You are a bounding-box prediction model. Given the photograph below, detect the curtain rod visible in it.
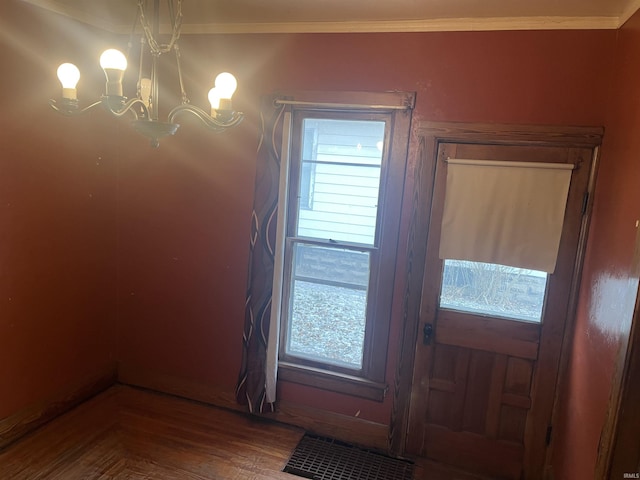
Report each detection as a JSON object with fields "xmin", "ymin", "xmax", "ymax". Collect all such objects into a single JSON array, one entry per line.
[
  {"xmin": 274, "ymin": 99, "xmax": 411, "ymax": 111},
  {"xmin": 446, "ymin": 158, "xmax": 576, "ymax": 170}
]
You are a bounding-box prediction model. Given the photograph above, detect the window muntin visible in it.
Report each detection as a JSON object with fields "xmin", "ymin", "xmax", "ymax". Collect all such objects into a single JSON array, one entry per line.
[
  {"xmin": 281, "ymin": 115, "xmax": 388, "ymax": 375},
  {"xmin": 439, "ymin": 259, "xmax": 548, "ymax": 323}
]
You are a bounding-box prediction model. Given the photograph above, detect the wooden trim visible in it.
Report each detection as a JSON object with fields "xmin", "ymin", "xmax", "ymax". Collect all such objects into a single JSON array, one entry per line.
[
  {"xmin": 389, "ymin": 134, "xmax": 438, "ymax": 455},
  {"xmin": 503, "ymin": 393, "xmax": 532, "ymax": 409},
  {"xmin": 436, "ymin": 311, "xmax": 540, "ymax": 360},
  {"xmin": 273, "ymin": 91, "xmax": 415, "ymax": 111},
  {"xmin": 429, "ymin": 378, "xmax": 456, "ymax": 393},
  {"xmin": 425, "ymin": 424, "xmax": 524, "ymax": 480},
  {"xmin": 275, "ymin": 399, "xmax": 390, "ymax": 452},
  {"xmin": 278, "ymin": 362, "xmax": 388, "ymax": 401},
  {"xmin": 0, "ymin": 364, "xmax": 117, "ymax": 450},
  {"xmin": 620, "ymin": 0, "xmax": 640, "ymax": 26},
  {"xmin": 522, "ymin": 146, "xmax": 598, "ymax": 479},
  {"xmin": 404, "ymin": 142, "xmax": 459, "ymax": 454},
  {"xmin": 19, "ymin": 2, "xmax": 622, "ymax": 34},
  {"xmin": 117, "ymin": 363, "xmax": 389, "ymax": 452},
  {"xmin": 545, "ymin": 146, "xmax": 603, "ymax": 477},
  {"xmin": 117, "ymin": 362, "xmax": 242, "ymax": 412},
  {"xmin": 416, "ymin": 122, "xmax": 604, "ymax": 148},
  {"xmin": 178, "ymin": 17, "xmax": 622, "ymax": 34},
  {"xmin": 486, "ymin": 354, "xmax": 509, "ymax": 438},
  {"xmin": 450, "ymin": 349, "xmax": 471, "ymax": 432}
]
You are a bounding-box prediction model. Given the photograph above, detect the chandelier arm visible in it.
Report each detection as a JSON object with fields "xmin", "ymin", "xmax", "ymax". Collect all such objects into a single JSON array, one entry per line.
[
  {"xmin": 103, "ymin": 97, "xmax": 149, "ymax": 120},
  {"xmin": 49, "ymin": 99, "xmax": 103, "ymax": 116},
  {"xmin": 168, "ymin": 104, "xmax": 244, "ymax": 131},
  {"xmin": 174, "ymin": 45, "xmax": 189, "ymax": 104}
]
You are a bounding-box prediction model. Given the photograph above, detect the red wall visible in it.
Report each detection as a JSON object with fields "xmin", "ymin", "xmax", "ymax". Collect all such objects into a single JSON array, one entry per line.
[
  {"xmin": 3, "ymin": 1, "xmax": 632, "ymax": 449},
  {"xmin": 551, "ymin": 12, "xmax": 640, "ymax": 480},
  {"xmin": 113, "ymin": 29, "xmax": 616, "ymax": 423},
  {"xmin": 0, "ymin": 1, "xmax": 119, "ymax": 418}
]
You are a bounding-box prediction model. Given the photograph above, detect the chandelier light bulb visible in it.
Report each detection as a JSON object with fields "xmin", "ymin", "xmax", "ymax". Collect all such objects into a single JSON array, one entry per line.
[
  {"xmin": 99, "ymin": 49, "xmax": 127, "ymax": 97},
  {"xmin": 99, "ymin": 49, "xmax": 128, "ymax": 71},
  {"xmin": 57, "ymin": 63, "xmax": 80, "ymax": 89},
  {"xmin": 57, "ymin": 63, "xmax": 80, "ymax": 99},
  {"xmin": 214, "ymin": 72, "xmax": 237, "ymax": 99},
  {"xmin": 208, "ymin": 87, "xmax": 221, "ymax": 113},
  {"xmin": 139, "ymin": 77, "xmax": 152, "ymax": 108}
]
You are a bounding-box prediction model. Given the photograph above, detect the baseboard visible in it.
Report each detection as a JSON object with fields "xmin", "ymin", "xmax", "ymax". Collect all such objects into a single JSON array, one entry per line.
[
  {"xmin": 117, "ymin": 362, "xmax": 242, "ymax": 412},
  {"xmin": 0, "ymin": 364, "xmax": 118, "ymax": 450},
  {"xmin": 117, "ymin": 362, "xmax": 389, "ymax": 451},
  {"xmin": 275, "ymin": 398, "xmax": 389, "ymax": 451}
]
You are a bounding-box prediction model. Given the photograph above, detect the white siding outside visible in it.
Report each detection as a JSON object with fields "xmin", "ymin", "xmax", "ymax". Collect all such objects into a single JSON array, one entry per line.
[{"xmin": 296, "ymin": 119, "xmax": 384, "ymax": 245}]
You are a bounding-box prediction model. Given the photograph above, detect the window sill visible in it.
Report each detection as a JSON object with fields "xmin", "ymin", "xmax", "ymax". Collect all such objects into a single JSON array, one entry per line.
[{"xmin": 278, "ymin": 362, "xmax": 388, "ymax": 402}]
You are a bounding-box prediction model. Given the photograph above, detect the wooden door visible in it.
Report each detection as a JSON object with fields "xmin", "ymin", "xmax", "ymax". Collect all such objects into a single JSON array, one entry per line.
[{"xmin": 405, "ymin": 138, "xmax": 596, "ymax": 480}]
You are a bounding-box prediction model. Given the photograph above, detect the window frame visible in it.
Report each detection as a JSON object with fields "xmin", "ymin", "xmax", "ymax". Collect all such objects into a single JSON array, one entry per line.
[
  {"xmin": 281, "ymin": 112, "xmax": 389, "ymax": 376},
  {"xmin": 298, "ymin": 124, "xmax": 317, "ymax": 210},
  {"xmin": 275, "ymin": 92, "xmax": 414, "ymax": 401}
]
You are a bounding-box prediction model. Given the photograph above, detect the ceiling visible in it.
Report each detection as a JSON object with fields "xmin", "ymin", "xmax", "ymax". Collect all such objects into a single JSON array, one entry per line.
[{"xmin": 21, "ymin": 0, "xmax": 640, "ymax": 33}]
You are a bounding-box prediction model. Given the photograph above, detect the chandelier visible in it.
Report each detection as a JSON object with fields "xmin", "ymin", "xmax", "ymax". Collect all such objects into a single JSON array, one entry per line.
[{"xmin": 50, "ymin": 0, "xmax": 243, "ymax": 147}]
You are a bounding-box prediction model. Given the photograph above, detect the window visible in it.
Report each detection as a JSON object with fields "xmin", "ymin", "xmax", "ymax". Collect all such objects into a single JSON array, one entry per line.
[
  {"xmin": 276, "ymin": 93, "xmax": 413, "ymax": 400},
  {"xmin": 436, "ymin": 158, "xmax": 572, "ymax": 324},
  {"xmin": 284, "ymin": 118, "xmax": 383, "ymax": 371},
  {"xmin": 440, "ymin": 259, "xmax": 548, "ymax": 322}
]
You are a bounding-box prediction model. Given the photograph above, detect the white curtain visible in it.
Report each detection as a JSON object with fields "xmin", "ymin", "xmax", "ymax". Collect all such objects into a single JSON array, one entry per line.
[
  {"xmin": 265, "ymin": 110, "xmax": 292, "ymax": 403},
  {"xmin": 439, "ymin": 159, "xmax": 573, "ymax": 273}
]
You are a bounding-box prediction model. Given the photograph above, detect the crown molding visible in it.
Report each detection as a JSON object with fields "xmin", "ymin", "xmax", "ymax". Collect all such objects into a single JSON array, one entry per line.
[
  {"xmin": 619, "ymin": 0, "xmax": 640, "ymax": 26},
  {"xmin": 21, "ymin": 0, "xmax": 624, "ymax": 34},
  {"xmin": 180, "ymin": 16, "xmax": 620, "ymax": 34}
]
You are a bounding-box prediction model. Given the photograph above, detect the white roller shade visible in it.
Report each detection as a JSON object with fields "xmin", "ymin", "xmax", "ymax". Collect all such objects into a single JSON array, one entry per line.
[{"xmin": 439, "ymin": 159, "xmax": 573, "ymax": 273}]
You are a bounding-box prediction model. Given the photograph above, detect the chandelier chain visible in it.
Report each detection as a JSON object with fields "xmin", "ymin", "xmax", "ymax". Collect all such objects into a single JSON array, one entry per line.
[{"xmin": 138, "ymin": 0, "xmax": 183, "ymax": 55}]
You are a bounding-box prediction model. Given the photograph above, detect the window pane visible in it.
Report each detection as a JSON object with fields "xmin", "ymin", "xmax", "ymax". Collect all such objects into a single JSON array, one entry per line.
[
  {"xmin": 440, "ymin": 260, "xmax": 548, "ymax": 322},
  {"xmin": 297, "ymin": 119, "xmax": 385, "ymax": 245},
  {"xmin": 286, "ymin": 243, "xmax": 370, "ymax": 369}
]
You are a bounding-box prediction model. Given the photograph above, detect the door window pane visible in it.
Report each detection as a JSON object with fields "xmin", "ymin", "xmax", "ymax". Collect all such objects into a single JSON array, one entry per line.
[
  {"xmin": 440, "ymin": 259, "xmax": 548, "ymax": 322},
  {"xmin": 286, "ymin": 243, "xmax": 370, "ymax": 369}
]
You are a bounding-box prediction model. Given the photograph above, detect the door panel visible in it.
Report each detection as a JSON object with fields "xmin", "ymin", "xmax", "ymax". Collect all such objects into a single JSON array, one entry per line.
[
  {"xmin": 436, "ymin": 311, "xmax": 540, "ymax": 359},
  {"xmin": 406, "ymin": 140, "xmax": 594, "ymax": 479}
]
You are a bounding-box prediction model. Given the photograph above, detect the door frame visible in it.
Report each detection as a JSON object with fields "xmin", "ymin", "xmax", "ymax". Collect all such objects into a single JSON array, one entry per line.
[{"xmin": 389, "ymin": 122, "xmax": 603, "ymax": 478}]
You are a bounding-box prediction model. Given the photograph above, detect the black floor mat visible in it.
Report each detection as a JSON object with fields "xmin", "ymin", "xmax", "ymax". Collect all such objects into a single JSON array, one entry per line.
[{"xmin": 283, "ymin": 434, "xmax": 414, "ymax": 480}]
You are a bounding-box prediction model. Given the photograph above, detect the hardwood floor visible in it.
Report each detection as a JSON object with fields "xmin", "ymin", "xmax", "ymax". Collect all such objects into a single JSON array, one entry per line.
[{"xmin": 0, "ymin": 385, "xmax": 489, "ymax": 479}]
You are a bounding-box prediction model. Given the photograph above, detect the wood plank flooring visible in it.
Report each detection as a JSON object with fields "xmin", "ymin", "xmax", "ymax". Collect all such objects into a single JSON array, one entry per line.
[{"xmin": 0, "ymin": 385, "xmax": 488, "ymax": 479}]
